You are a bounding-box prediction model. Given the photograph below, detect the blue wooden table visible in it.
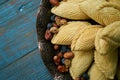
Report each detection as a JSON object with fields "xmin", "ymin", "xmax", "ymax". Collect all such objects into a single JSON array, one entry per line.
[{"xmin": 0, "ymin": 0, "xmax": 53, "ymax": 80}]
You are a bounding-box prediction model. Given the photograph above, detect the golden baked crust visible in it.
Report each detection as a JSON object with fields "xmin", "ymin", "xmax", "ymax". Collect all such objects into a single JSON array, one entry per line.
[
  {"xmin": 71, "ymin": 25, "xmax": 102, "ymax": 51},
  {"xmin": 51, "ymin": 1, "xmax": 89, "ymax": 20},
  {"xmin": 88, "ymin": 63, "xmax": 108, "ymax": 80},
  {"xmin": 51, "ymin": 21, "xmax": 91, "ymax": 45},
  {"xmin": 80, "ymin": 0, "xmax": 120, "ymax": 25},
  {"xmin": 69, "ymin": 50, "xmax": 94, "ymax": 79}
]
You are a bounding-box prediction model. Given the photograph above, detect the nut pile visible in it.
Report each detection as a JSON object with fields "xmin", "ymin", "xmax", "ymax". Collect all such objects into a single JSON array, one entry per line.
[
  {"xmin": 45, "ymin": 15, "xmax": 67, "ymax": 41},
  {"xmin": 44, "ymin": 12, "xmax": 73, "ymax": 73}
]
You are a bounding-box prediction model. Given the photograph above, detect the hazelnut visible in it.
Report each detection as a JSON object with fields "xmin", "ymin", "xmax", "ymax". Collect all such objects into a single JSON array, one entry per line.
[
  {"xmin": 45, "ymin": 30, "xmax": 53, "ymax": 40},
  {"xmin": 52, "ymin": 22, "xmax": 59, "ymax": 28},
  {"xmin": 55, "ymin": 16, "xmax": 61, "ymax": 21},
  {"xmin": 57, "ymin": 65, "xmax": 68, "ymax": 73},
  {"xmin": 64, "ymin": 59, "xmax": 71, "ymax": 67},
  {"xmin": 60, "ymin": 19, "xmax": 67, "ymax": 25},
  {"xmin": 50, "ymin": 27, "xmax": 58, "ymax": 33},
  {"xmin": 63, "ymin": 52, "xmax": 74, "ymax": 58},
  {"xmin": 49, "ymin": 0, "xmax": 59, "ymax": 6},
  {"xmin": 53, "ymin": 55, "xmax": 60, "ymax": 65},
  {"xmin": 55, "ymin": 17, "xmax": 67, "ymax": 26},
  {"xmin": 55, "ymin": 16, "xmax": 61, "ymax": 26},
  {"xmin": 54, "ymin": 44, "xmax": 59, "ymax": 50}
]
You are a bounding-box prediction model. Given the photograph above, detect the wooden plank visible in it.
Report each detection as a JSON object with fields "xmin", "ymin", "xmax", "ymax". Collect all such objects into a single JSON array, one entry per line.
[
  {"xmin": 0, "ymin": 49, "xmax": 53, "ymax": 80},
  {"xmin": 0, "ymin": 0, "xmax": 40, "ymax": 69},
  {"xmin": 0, "ymin": 0, "xmax": 9, "ymax": 5}
]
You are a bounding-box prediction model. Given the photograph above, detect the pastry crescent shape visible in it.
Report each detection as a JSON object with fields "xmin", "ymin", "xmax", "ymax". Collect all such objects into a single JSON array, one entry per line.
[
  {"xmin": 51, "ymin": 1, "xmax": 89, "ymax": 20},
  {"xmin": 80, "ymin": 0, "xmax": 120, "ymax": 25},
  {"xmin": 51, "ymin": 21, "xmax": 90, "ymax": 45},
  {"xmin": 71, "ymin": 25, "xmax": 102, "ymax": 51},
  {"xmin": 99, "ymin": 21, "xmax": 120, "ymax": 46},
  {"xmin": 69, "ymin": 50, "xmax": 94, "ymax": 79},
  {"xmin": 88, "ymin": 63, "xmax": 108, "ymax": 80},
  {"xmin": 94, "ymin": 22, "xmax": 119, "ymax": 79},
  {"xmin": 95, "ymin": 21, "xmax": 120, "ymax": 55},
  {"xmin": 94, "ymin": 50, "xmax": 118, "ymax": 79},
  {"xmin": 95, "ymin": 29, "xmax": 117, "ymax": 55}
]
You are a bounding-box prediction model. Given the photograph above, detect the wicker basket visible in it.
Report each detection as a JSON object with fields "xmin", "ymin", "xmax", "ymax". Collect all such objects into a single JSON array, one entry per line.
[{"xmin": 36, "ymin": 0, "xmax": 72, "ymax": 79}]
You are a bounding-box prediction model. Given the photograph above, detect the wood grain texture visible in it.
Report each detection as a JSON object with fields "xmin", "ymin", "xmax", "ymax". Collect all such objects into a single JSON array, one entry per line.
[
  {"xmin": 0, "ymin": 0, "xmax": 40, "ymax": 69},
  {"xmin": 0, "ymin": 49, "xmax": 53, "ymax": 80},
  {"xmin": 0, "ymin": 0, "xmax": 54, "ymax": 80}
]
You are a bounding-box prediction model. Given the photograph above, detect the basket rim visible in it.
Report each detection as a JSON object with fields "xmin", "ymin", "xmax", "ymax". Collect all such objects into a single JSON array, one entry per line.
[{"xmin": 36, "ymin": 0, "xmax": 72, "ymax": 80}]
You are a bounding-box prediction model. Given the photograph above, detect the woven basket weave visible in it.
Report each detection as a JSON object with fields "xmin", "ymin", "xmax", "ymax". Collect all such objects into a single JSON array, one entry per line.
[{"xmin": 36, "ymin": 0, "xmax": 72, "ymax": 79}]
